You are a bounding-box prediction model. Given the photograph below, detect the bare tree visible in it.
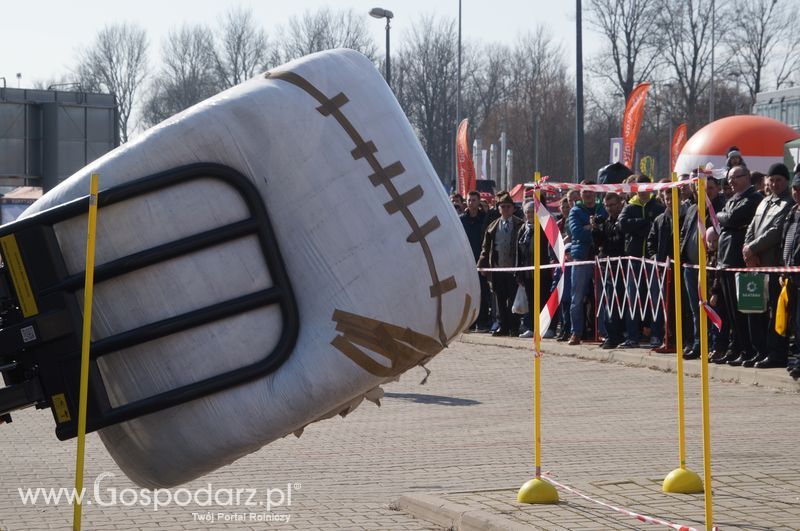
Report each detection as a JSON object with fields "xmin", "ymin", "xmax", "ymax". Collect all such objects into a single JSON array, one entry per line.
[
  {"xmin": 503, "ymin": 29, "xmax": 574, "ymax": 181},
  {"xmin": 279, "ymin": 8, "xmax": 377, "ymax": 61},
  {"xmin": 215, "ymin": 7, "xmax": 272, "ymax": 88},
  {"xmin": 725, "ymin": 0, "xmax": 800, "ymax": 101},
  {"xmin": 656, "ymin": 0, "xmax": 724, "ymax": 133},
  {"xmin": 586, "ymin": 0, "xmax": 661, "ymax": 100},
  {"xmin": 394, "ymin": 15, "xmax": 458, "ymax": 183},
  {"xmin": 466, "ymin": 43, "xmax": 510, "ymax": 131},
  {"xmin": 76, "ymin": 22, "xmax": 149, "ymax": 142},
  {"xmin": 142, "ymin": 24, "xmax": 219, "ymax": 127}
]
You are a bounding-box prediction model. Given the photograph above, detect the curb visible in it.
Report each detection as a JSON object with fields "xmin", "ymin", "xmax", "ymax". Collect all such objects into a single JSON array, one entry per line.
[
  {"xmin": 457, "ymin": 333, "xmax": 800, "ymax": 392},
  {"xmin": 396, "ymin": 493, "xmax": 533, "ymax": 531}
]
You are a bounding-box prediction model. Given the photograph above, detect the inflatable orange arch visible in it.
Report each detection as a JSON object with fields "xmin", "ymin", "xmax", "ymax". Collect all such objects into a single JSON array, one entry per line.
[{"xmin": 674, "ymin": 115, "xmax": 799, "ymax": 175}]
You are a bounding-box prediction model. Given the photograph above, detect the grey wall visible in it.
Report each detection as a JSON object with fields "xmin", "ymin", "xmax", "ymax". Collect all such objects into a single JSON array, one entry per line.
[{"xmin": 0, "ymin": 87, "xmax": 118, "ymax": 191}]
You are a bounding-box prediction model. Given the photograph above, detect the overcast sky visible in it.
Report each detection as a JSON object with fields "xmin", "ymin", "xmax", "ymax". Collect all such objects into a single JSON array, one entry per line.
[{"xmin": 1, "ymin": 0, "xmax": 602, "ymax": 87}]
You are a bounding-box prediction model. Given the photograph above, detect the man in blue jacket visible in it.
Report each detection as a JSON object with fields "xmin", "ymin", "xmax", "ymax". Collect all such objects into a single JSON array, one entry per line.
[{"xmin": 567, "ymin": 180, "xmax": 607, "ymax": 345}]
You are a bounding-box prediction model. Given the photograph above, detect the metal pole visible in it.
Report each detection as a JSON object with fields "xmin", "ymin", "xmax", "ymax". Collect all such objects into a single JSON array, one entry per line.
[
  {"xmin": 534, "ymin": 114, "xmax": 540, "ymax": 173},
  {"xmin": 697, "ymin": 176, "xmax": 715, "ymax": 530},
  {"xmin": 456, "ymin": 0, "xmax": 462, "ymax": 187},
  {"xmin": 385, "ymin": 19, "xmax": 391, "ymax": 87},
  {"xmin": 500, "ymin": 130, "xmax": 507, "ymax": 188},
  {"xmin": 709, "ymin": 0, "xmax": 715, "ymax": 123},
  {"xmin": 575, "ymin": 0, "xmax": 585, "ymax": 182}
]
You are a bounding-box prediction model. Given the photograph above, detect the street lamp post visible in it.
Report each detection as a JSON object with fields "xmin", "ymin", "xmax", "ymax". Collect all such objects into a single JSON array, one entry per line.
[
  {"xmin": 575, "ymin": 0, "xmax": 585, "ymax": 182},
  {"xmin": 728, "ymin": 71, "xmax": 742, "ymax": 115},
  {"xmin": 369, "ymin": 7, "xmax": 394, "ymax": 87}
]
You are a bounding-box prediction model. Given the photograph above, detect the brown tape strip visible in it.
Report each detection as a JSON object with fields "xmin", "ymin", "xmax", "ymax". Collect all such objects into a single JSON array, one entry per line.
[
  {"xmin": 331, "ymin": 336, "xmax": 394, "ymax": 377},
  {"xmin": 351, "ymin": 140, "xmax": 378, "ymax": 161},
  {"xmin": 447, "ymin": 294, "xmax": 474, "ymax": 343},
  {"xmin": 384, "ymin": 185, "xmax": 424, "ymax": 215},
  {"xmin": 333, "ymin": 309, "xmax": 440, "ymax": 355},
  {"xmin": 268, "ymin": 69, "xmax": 456, "ymax": 345},
  {"xmin": 407, "ymin": 217, "xmax": 441, "ymax": 243},
  {"xmin": 429, "ymin": 276, "xmax": 457, "ymax": 298},
  {"xmin": 368, "ymin": 161, "xmax": 405, "ymax": 187},
  {"xmin": 316, "ymin": 93, "xmax": 349, "ymax": 116},
  {"xmin": 331, "ymin": 309, "xmax": 444, "ymax": 377}
]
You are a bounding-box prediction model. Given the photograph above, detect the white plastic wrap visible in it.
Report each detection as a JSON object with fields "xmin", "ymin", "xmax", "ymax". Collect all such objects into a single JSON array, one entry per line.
[{"xmin": 21, "ymin": 49, "xmax": 479, "ymax": 488}]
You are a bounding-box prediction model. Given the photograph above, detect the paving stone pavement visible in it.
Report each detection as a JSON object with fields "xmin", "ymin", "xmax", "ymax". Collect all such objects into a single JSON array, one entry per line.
[{"xmin": 1, "ymin": 335, "xmax": 799, "ymax": 530}]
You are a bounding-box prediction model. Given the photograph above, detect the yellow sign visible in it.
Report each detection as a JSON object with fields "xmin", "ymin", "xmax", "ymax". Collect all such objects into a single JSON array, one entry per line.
[
  {"xmin": 0, "ymin": 235, "xmax": 38, "ymax": 317},
  {"xmin": 52, "ymin": 393, "xmax": 72, "ymax": 423},
  {"xmin": 639, "ymin": 156, "xmax": 655, "ymax": 179}
]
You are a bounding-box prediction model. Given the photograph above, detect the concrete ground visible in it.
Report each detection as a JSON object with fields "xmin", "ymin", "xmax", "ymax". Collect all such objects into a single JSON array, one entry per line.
[{"xmin": 2, "ymin": 334, "xmax": 799, "ymax": 530}]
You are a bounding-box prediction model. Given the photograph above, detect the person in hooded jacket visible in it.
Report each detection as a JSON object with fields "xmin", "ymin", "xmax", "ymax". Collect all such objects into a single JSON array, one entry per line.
[{"xmin": 617, "ymin": 175, "xmax": 666, "ymax": 347}]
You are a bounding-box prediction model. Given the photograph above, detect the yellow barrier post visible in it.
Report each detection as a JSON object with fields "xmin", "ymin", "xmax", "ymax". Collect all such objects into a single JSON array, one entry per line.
[
  {"xmin": 663, "ymin": 172, "xmax": 703, "ymax": 494},
  {"xmin": 697, "ymin": 174, "xmax": 715, "ymax": 529},
  {"xmin": 518, "ymin": 172, "xmax": 558, "ymax": 504},
  {"xmin": 72, "ymin": 173, "xmax": 99, "ymax": 531}
]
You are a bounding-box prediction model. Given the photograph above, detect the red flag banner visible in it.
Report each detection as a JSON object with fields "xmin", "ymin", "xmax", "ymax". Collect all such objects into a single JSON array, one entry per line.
[
  {"xmin": 621, "ymin": 82, "xmax": 651, "ymax": 169},
  {"xmin": 456, "ymin": 119, "xmax": 476, "ymax": 195},
  {"xmin": 670, "ymin": 123, "xmax": 687, "ymax": 173}
]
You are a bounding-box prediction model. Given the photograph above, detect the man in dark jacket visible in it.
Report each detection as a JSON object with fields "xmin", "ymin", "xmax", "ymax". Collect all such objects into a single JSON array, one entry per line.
[
  {"xmin": 735, "ymin": 163, "xmax": 794, "ymax": 368},
  {"xmin": 566, "ymin": 180, "xmax": 607, "ymax": 345},
  {"xmin": 646, "ymin": 186, "xmax": 683, "ymax": 352},
  {"xmin": 461, "ymin": 191, "xmax": 490, "ymax": 331},
  {"xmin": 478, "ymin": 192, "xmax": 524, "ymax": 336},
  {"xmin": 617, "ymin": 175, "xmax": 666, "ymax": 347},
  {"xmin": 594, "ymin": 192, "xmax": 625, "ymax": 348},
  {"xmin": 714, "ymin": 165, "xmax": 763, "ymax": 364},
  {"xmin": 782, "ymin": 173, "xmax": 800, "ymax": 378}
]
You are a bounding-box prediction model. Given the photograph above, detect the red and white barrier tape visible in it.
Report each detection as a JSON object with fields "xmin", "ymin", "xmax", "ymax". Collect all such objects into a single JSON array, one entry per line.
[
  {"xmin": 477, "ymin": 255, "xmax": 671, "ymax": 274},
  {"xmin": 542, "ymin": 475, "xmax": 715, "ymax": 531},
  {"xmin": 534, "ymin": 180, "xmax": 690, "ymax": 194},
  {"xmin": 696, "ymin": 204, "xmax": 724, "ymax": 330},
  {"xmin": 534, "ymin": 194, "xmax": 566, "ymax": 353}
]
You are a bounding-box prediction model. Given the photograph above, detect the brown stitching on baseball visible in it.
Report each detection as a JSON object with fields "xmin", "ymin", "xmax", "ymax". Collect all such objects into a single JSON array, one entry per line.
[
  {"xmin": 330, "ymin": 309, "xmax": 442, "ymax": 377},
  {"xmin": 268, "ymin": 69, "xmax": 453, "ymax": 345},
  {"xmin": 351, "ymin": 141, "xmax": 378, "ymax": 160},
  {"xmin": 407, "ymin": 217, "xmax": 441, "ymax": 243},
  {"xmin": 316, "ymin": 93, "xmax": 349, "ymax": 116},
  {"xmin": 383, "ymin": 185, "xmax": 423, "ymax": 215},
  {"xmin": 368, "ymin": 161, "xmax": 405, "ymax": 187},
  {"xmin": 429, "ymin": 276, "xmax": 457, "ymax": 298}
]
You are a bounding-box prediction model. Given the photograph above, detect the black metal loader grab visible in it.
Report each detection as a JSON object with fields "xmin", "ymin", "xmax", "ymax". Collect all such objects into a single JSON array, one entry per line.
[{"xmin": 0, "ymin": 163, "xmax": 299, "ymax": 440}]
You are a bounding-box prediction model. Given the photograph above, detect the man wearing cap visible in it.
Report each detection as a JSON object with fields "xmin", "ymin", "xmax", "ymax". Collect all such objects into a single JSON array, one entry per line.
[
  {"xmin": 734, "ymin": 163, "xmax": 795, "ymax": 368},
  {"xmin": 714, "ymin": 165, "xmax": 762, "ymax": 365},
  {"xmin": 478, "ymin": 192, "xmax": 524, "ymax": 336}
]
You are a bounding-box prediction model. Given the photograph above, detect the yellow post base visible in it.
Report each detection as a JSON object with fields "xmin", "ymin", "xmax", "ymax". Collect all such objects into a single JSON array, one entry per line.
[
  {"xmin": 662, "ymin": 467, "xmax": 704, "ymax": 494},
  {"xmin": 517, "ymin": 478, "xmax": 559, "ymax": 504}
]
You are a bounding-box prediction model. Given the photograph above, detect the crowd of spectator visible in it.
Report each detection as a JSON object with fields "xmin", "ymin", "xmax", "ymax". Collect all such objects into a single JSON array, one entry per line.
[{"xmin": 457, "ymin": 150, "xmax": 800, "ymax": 379}]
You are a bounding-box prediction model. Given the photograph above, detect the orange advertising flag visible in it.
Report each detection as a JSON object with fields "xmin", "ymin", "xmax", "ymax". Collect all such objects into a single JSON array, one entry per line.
[
  {"xmin": 456, "ymin": 119, "xmax": 476, "ymax": 195},
  {"xmin": 621, "ymin": 82, "xmax": 651, "ymax": 169},
  {"xmin": 671, "ymin": 123, "xmax": 687, "ymax": 173}
]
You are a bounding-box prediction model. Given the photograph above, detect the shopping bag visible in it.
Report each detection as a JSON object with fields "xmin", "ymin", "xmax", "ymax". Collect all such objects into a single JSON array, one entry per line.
[
  {"xmin": 735, "ymin": 272, "xmax": 768, "ymax": 313},
  {"xmin": 775, "ymin": 278, "xmax": 790, "ymax": 336},
  {"xmin": 512, "ymin": 285, "xmax": 529, "ymax": 314}
]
